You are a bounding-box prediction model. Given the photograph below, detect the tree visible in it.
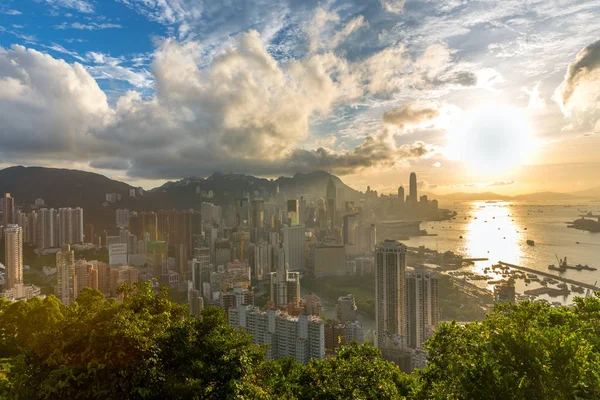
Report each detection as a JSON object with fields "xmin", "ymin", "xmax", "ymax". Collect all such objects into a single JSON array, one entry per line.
[{"xmin": 415, "ymin": 299, "xmax": 600, "ymax": 399}]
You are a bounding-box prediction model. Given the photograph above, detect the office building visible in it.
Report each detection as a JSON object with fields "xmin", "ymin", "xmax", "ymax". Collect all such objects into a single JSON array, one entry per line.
[
  {"xmin": 4, "ymin": 225, "xmax": 23, "ymax": 290},
  {"xmin": 109, "ymin": 243, "xmax": 128, "ymax": 266},
  {"xmin": 282, "ymin": 224, "xmax": 306, "ymax": 271},
  {"xmin": 287, "ymin": 199, "xmax": 299, "ymax": 225},
  {"xmin": 409, "ymin": 172, "xmax": 417, "ymax": 205},
  {"xmin": 405, "ymin": 269, "xmax": 439, "ymax": 349},
  {"xmin": 75, "ymin": 260, "xmax": 100, "ymax": 296},
  {"xmin": 235, "ymin": 198, "xmax": 250, "ymax": 227},
  {"xmin": 2, "ymin": 193, "xmax": 14, "ymax": 228},
  {"xmin": 398, "ymin": 186, "xmax": 405, "ymax": 204},
  {"xmin": 201, "ymin": 202, "xmax": 222, "ymax": 224},
  {"xmin": 56, "ymin": 245, "xmax": 76, "ymax": 305},
  {"xmin": 191, "ymin": 247, "xmax": 211, "ymax": 293},
  {"xmin": 343, "ymin": 214, "xmax": 358, "ymax": 245},
  {"xmin": 313, "ymin": 245, "xmax": 346, "ymax": 277},
  {"xmin": 326, "ymin": 178, "xmax": 336, "ymax": 230},
  {"xmin": 375, "ymin": 239, "xmax": 407, "ymax": 350},
  {"xmin": 251, "ymin": 241, "xmax": 270, "ymax": 280},
  {"xmin": 129, "ymin": 212, "xmax": 158, "ymax": 242}
]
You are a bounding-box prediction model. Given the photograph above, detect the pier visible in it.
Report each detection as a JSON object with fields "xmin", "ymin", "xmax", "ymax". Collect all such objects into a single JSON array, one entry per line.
[{"xmin": 498, "ymin": 261, "xmax": 600, "ymax": 292}]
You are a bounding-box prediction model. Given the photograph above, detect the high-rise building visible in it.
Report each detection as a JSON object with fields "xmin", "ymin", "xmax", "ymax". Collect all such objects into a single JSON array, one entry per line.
[
  {"xmin": 221, "ymin": 287, "xmax": 253, "ymax": 313},
  {"xmin": 282, "ymin": 224, "xmax": 306, "ymax": 271},
  {"xmin": 287, "ymin": 199, "xmax": 299, "ymax": 225},
  {"xmin": 270, "ymin": 262, "xmax": 301, "ymax": 308},
  {"xmin": 251, "ymin": 241, "xmax": 270, "ymax": 280},
  {"xmin": 4, "ymin": 225, "xmax": 23, "ymax": 290},
  {"xmin": 129, "ymin": 212, "xmax": 158, "ymax": 242},
  {"xmin": 191, "ymin": 247, "xmax": 211, "ymax": 293},
  {"xmin": 298, "ymin": 196, "xmax": 307, "ymax": 225},
  {"xmin": 398, "ymin": 186, "xmax": 405, "ymax": 204},
  {"xmin": 409, "ymin": 172, "xmax": 417, "ymax": 205},
  {"xmin": 116, "ymin": 209, "xmax": 130, "ymax": 228},
  {"xmin": 343, "ymin": 214, "xmax": 358, "ymax": 245},
  {"xmin": 37, "ymin": 208, "xmax": 57, "ymax": 249},
  {"xmin": 375, "ymin": 239, "xmax": 407, "ymax": 349},
  {"xmin": 405, "ymin": 269, "xmax": 439, "ymax": 349},
  {"xmin": 228, "ymin": 306, "xmax": 324, "ymax": 364},
  {"xmin": 58, "ymin": 207, "xmax": 84, "ymax": 246},
  {"xmin": 337, "ymin": 294, "xmax": 358, "ymax": 322},
  {"xmin": 326, "ymin": 178, "xmax": 336, "ymax": 230},
  {"xmin": 235, "ymin": 198, "xmax": 250, "ymax": 227},
  {"xmin": 2, "ymin": 193, "xmax": 14, "ymax": 228},
  {"xmin": 250, "ymin": 199, "xmax": 264, "ymax": 229},
  {"xmin": 56, "ymin": 245, "xmax": 76, "ymax": 305},
  {"xmin": 75, "ymin": 260, "xmax": 99, "ymax": 297}
]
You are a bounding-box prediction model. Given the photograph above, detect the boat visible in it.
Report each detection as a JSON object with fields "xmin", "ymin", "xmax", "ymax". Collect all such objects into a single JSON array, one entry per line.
[
  {"xmin": 526, "ymin": 240, "xmax": 535, "ymax": 246},
  {"xmin": 557, "ymin": 283, "xmax": 568, "ymax": 289}
]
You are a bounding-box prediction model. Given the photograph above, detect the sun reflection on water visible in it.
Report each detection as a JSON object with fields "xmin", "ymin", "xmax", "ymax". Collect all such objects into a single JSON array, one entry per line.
[{"xmin": 461, "ymin": 202, "xmax": 524, "ymax": 283}]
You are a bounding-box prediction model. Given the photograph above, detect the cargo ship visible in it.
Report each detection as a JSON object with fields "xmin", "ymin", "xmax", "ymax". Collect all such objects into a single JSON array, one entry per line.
[{"xmin": 568, "ymin": 214, "xmax": 600, "ymax": 233}]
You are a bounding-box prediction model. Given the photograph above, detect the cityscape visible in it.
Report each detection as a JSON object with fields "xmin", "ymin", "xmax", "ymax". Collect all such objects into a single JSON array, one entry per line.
[{"xmin": 0, "ymin": 0, "xmax": 599, "ymax": 398}]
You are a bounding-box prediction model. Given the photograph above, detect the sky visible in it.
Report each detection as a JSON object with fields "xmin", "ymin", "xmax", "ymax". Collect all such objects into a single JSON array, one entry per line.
[{"xmin": 0, "ymin": 0, "xmax": 599, "ymax": 195}]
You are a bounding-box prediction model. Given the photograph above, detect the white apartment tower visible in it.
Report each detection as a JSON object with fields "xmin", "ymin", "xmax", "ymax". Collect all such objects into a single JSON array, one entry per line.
[
  {"xmin": 375, "ymin": 239, "xmax": 407, "ymax": 350},
  {"xmin": 58, "ymin": 207, "xmax": 84, "ymax": 246},
  {"xmin": 270, "ymin": 261, "xmax": 301, "ymax": 308},
  {"xmin": 4, "ymin": 225, "xmax": 23, "ymax": 290}
]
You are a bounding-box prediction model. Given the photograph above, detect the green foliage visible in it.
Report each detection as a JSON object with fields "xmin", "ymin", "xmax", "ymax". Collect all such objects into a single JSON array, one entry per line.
[
  {"xmin": 415, "ymin": 298, "xmax": 600, "ymax": 399},
  {"xmin": 0, "ymin": 282, "xmax": 599, "ymax": 400}
]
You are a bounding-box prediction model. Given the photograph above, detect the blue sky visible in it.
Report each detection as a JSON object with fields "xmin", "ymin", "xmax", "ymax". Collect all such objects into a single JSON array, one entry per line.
[{"xmin": 0, "ymin": 0, "xmax": 599, "ymax": 193}]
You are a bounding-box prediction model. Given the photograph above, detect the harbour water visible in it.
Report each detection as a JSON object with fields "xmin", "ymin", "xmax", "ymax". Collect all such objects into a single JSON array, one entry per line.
[{"xmin": 401, "ymin": 201, "xmax": 600, "ymax": 304}]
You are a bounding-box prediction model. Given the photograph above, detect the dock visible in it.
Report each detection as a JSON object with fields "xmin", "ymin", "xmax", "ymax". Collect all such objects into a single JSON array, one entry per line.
[{"xmin": 498, "ymin": 261, "xmax": 600, "ymax": 292}]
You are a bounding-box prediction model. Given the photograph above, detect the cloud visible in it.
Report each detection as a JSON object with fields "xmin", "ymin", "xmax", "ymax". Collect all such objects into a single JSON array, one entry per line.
[
  {"xmin": 383, "ymin": 102, "xmax": 441, "ymax": 130},
  {"xmin": 55, "ymin": 22, "xmax": 122, "ymax": 30},
  {"xmin": 487, "ymin": 180, "xmax": 516, "ymax": 187},
  {"xmin": 286, "ymin": 131, "xmax": 438, "ymax": 175},
  {"xmin": 523, "ymin": 82, "xmax": 546, "ymax": 111},
  {"xmin": 0, "ymin": 31, "xmax": 443, "ymax": 180},
  {"xmin": 40, "ymin": 0, "xmax": 94, "ymax": 13},
  {"xmin": 3, "ymin": 9, "xmax": 22, "ymax": 15},
  {"xmin": 432, "ymin": 162, "xmax": 441, "ymax": 168},
  {"xmin": 555, "ymin": 39, "xmax": 600, "ymax": 115},
  {"xmin": 89, "ymin": 157, "xmax": 131, "ymax": 170},
  {"xmin": 381, "ymin": 0, "xmax": 407, "ymax": 13}
]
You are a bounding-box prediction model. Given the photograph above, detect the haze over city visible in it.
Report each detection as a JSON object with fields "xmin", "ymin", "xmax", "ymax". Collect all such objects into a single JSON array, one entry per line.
[
  {"xmin": 1, "ymin": 0, "xmax": 599, "ymax": 194},
  {"xmin": 1, "ymin": 1, "xmax": 600, "ymax": 399}
]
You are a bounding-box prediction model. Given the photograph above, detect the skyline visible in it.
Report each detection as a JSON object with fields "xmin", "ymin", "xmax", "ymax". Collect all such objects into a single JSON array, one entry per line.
[{"xmin": 0, "ymin": 0, "xmax": 599, "ymax": 194}]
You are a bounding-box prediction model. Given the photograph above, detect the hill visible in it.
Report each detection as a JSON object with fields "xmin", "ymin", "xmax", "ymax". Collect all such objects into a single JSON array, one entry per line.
[{"xmin": 572, "ymin": 186, "xmax": 600, "ymax": 199}]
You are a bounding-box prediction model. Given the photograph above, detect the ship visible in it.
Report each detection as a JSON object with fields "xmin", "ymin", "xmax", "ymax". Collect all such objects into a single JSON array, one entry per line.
[
  {"xmin": 548, "ymin": 255, "xmax": 568, "ymax": 273},
  {"xmin": 526, "ymin": 240, "xmax": 535, "ymax": 246}
]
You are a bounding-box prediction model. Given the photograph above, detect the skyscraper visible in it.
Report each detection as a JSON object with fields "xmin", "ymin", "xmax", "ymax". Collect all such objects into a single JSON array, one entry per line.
[
  {"xmin": 2, "ymin": 193, "xmax": 14, "ymax": 228},
  {"xmin": 287, "ymin": 199, "xmax": 299, "ymax": 225},
  {"xmin": 409, "ymin": 172, "xmax": 417, "ymax": 205},
  {"xmin": 56, "ymin": 244, "xmax": 76, "ymax": 305},
  {"xmin": 37, "ymin": 208, "xmax": 57, "ymax": 249},
  {"xmin": 270, "ymin": 261, "xmax": 301, "ymax": 308},
  {"xmin": 4, "ymin": 225, "xmax": 23, "ymax": 290},
  {"xmin": 405, "ymin": 269, "xmax": 439, "ymax": 349},
  {"xmin": 326, "ymin": 178, "xmax": 336, "ymax": 230},
  {"xmin": 398, "ymin": 186, "xmax": 405, "ymax": 204},
  {"xmin": 235, "ymin": 198, "xmax": 251, "ymax": 227},
  {"xmin": 343, "ymin": 214, "xmax": 358, "ymax": 245},
  {"xmin": 282, "ymin": 224, "xmax": 306, "ymax": 271},
  {"xmin": 375, "ymin": 239, "xmax": 407, "ymax": 349}
]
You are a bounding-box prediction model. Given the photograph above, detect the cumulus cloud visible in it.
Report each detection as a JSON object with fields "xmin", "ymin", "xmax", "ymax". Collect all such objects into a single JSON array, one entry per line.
[
  {"xmin": 381, "ymin": 0, "xmax": 407, "ymax": 13},
  {"xmin": 487, "ymin": 180, "xmax": 516, "ymax": 187},
  {"xmin": 0, "ymin": 30, "xmax": 450, "ymax": 179},
  {"xmin": 383, "ymin": 102, "xmax": 441, "ymax": 130},
  {"xmin": 523, "ymin": 82, "xmax": 546, "ymax": 111},
  {"xmin": 555, "ymin": 39, "xmax": 600, "ymax": 115}
]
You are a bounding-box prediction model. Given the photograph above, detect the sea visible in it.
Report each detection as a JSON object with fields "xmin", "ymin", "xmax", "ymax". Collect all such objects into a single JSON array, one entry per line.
[{"xmin": 400, "ymin": 201, "xmax": 600, "ymax": 305}]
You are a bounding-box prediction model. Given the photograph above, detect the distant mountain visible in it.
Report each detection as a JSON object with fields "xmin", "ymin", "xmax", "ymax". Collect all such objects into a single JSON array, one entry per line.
[
  {"xmin": 0, "ymin": 166, "xmax": 133, "ymax": 209},
  {"xmin": 572, "ymin": 186, "xmax": 600, "ymax": 199},
  {"xmin": 434, "ymin": 191, "xmax": 585, "ymax": 202},
  {"xmin": 0, "ymin": 167, "xmax": 361, "ymax": 231}
]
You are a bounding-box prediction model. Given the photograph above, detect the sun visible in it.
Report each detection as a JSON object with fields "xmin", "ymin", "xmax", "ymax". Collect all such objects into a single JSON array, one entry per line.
[{"xmin": 447, "ymin": 105, "xmax": 534, "ymax": 175}]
